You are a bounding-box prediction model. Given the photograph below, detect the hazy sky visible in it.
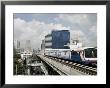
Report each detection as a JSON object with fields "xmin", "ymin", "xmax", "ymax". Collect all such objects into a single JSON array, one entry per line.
[{"xmin": 14, "ymin": 13, "xmax": 97, "ymax": 49}]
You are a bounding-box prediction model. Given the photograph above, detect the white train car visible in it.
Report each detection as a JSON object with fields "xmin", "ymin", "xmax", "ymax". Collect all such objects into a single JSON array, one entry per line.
[
  {"xmin": 44, "ymin": 47, "xmax": 97, "ymax": 66},
  {"xmin": 44, "ymin": 49, "xmax": 71, "ymax": 60}
]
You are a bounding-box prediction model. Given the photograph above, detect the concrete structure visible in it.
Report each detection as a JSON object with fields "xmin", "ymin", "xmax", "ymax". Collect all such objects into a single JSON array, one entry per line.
[
  {"xmin": 27, "ymin": 61, "xmax": 48, "ymax": 75},
  {"xmin": 38, "ymin": 55, "xmax": 97, "ymax": 75}
]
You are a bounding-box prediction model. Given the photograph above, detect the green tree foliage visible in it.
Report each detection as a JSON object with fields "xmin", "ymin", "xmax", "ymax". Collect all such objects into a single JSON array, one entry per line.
[{"xmin": 13, "ymin": 47, "xmax": 25, "ymax": 75}]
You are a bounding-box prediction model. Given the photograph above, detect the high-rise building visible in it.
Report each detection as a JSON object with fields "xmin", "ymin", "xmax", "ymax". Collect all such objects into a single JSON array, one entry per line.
[
  {"xmin": 17, "ymin": 40, "xmax": 20, "ymax": 49},
  {"xmin": 44, "ymin": 30, "xmax": 70, "ymax": 49},
  {"xmin": 25, "ymin": 40, "xmax": 31, "ymax": 51},
  {"xmin": 14, "ymin": 40, "xmax": 17, "ymax": 49},
  {"xmin": 14, "ymin": 40, "xmax": 21, "ymax": 53},
  {"xmin": 41, "ymin": 40, "xmax": 45, "ymax": 50}
]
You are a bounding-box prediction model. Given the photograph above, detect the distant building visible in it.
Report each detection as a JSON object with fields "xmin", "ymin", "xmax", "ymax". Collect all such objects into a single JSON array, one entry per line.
[
  {"xmin": 14, "ymin": 40, "xmax": 17, "ymax": 49},
  {"xmin": 14, "ymin": 40, "xmax": 20, "ymax": 49},
  {"xmin": 17, "ymin": 40, "xmax": 20, "ymax": 49},
  {"xmin": 41, "ymin": 40, "xmax": 45, "ymax": 50},
  {"xmin": 20, "ymin": 48, "xmax": 24, "ymax": 53},
  {"xmin": 21, "ymin": 50, "xmax": 32, "ymax": 60},
  {"xmin": 20, "ymin": 40, "xmax": 32, "ymax": 60},
  {"xmin": 44, "ymin": 30, "xmax": 70, "ymax": 49},
  {"xmin": 68, "ymin": 40, "xmax": 83, "ymax": 50},
  {"xmin": 14, "ymin": 40, "xmax": 21, "ymax": 54},
  {"xmin": 25, "ymin": 40, "xmax": 31, "ymax": 52}
]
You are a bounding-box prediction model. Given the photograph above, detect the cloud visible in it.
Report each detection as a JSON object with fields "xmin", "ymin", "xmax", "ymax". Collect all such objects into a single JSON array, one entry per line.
[
  {"xmin": 14, "ymin": 13, "xmax": 97, "ymax": 49},
  {"xmin": 14, "ymin": 18, "xmax": 70, "ymax": 49},
  {"xmin": 55, "ymin": 13, "xmax": 97, "ymax": 47}
]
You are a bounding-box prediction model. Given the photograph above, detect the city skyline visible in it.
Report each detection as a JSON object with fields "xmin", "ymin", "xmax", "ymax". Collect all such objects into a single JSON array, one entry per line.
[{"xmin": 14, "ymin": 13, "xmax": 97, "ymax": 49}]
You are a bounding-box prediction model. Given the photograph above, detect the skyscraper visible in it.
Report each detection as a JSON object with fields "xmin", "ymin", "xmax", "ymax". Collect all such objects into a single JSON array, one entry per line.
[
  {"xmin": 41, "ymin": 40, "xmax": 45, "ymax": 50},
  {"xmin": 14, "ymin": 40, "xmax": 21, "ymax": 53},
  {"xmin": 25, "ymin": 40, "xmax": 31, "ymax": 51},
  {"xmin": 17, "ymin": 40, "xmax": 20, "ymax": 49}
]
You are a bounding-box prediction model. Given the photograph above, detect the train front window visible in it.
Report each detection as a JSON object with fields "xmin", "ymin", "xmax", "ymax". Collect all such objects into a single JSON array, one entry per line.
[{"xmin": 85, "ymin": 48, "xmax": 97, "ymax": 58}]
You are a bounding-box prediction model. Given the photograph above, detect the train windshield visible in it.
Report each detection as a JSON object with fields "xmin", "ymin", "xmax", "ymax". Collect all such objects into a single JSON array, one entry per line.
[{"xmin": 84, "ymin": 48, "xmax": 97, "ymax": 58}]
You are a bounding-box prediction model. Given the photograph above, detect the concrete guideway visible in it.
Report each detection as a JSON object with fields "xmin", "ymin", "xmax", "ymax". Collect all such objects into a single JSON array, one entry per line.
[
  {"xmin": 37, "ymin": 55, "xmax": 88, "ymax": 75},
  {"xmin": 26, "ymin": 56, "xmax": 48, "ymax": 75}
]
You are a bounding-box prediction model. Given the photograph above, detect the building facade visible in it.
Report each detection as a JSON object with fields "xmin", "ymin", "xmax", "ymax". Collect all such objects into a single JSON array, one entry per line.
[{"xmin": 44, "ymin": 30, "xmax": 70, "ymax": 49}]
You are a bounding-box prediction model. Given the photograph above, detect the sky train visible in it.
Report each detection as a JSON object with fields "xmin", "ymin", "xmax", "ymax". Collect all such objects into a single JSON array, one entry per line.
[{"xmin": 44, "ymin": 47, "xmax": 97, "ymax": 66}]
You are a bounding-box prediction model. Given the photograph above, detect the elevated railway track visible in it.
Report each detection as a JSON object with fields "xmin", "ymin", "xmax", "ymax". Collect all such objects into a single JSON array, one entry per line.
[{"xmin": 37, "ymin": 54, "xmax": 97, "ymax": 75}]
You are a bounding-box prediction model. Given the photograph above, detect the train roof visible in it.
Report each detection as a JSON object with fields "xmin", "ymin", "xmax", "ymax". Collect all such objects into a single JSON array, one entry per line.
[
  {"xmin": 72, "ymin": 47, "xmax": 97, "ymax": 51},
  {"xmin": 44, "ymin": 47, "xmax": 96, "ymax": 51},
  {"xmin": 82, "ymin": 47, "xmax": 96, "ymax": 49},
  {"xmin": 45, "ymin": 49, "xmax": 71, "ymax": 51}
]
